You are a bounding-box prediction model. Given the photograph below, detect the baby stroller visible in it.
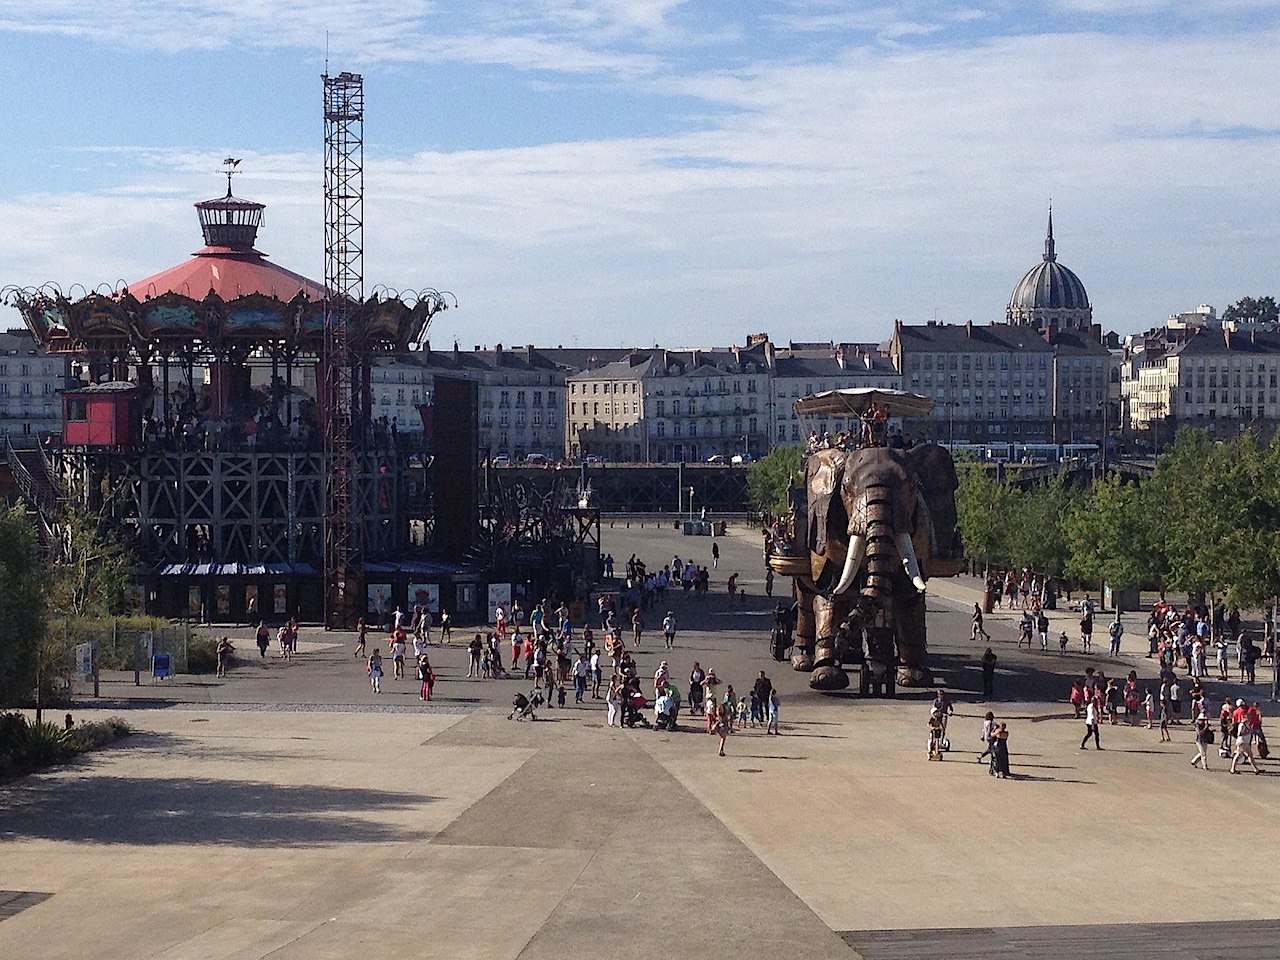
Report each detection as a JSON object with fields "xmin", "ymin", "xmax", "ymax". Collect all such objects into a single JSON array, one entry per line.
[
  {"xmin": 509, "ymin": 688, "xmax": 545, "ymax": 721},
  {"xmin": 622, "ymin": 690, "xmax": 651, "ymax": 728}
]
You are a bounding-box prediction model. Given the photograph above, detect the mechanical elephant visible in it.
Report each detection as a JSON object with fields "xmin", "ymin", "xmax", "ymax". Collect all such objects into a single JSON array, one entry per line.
[{"xmin": 789, "ymin": 443, "xmax": 962, "ymax": 691}]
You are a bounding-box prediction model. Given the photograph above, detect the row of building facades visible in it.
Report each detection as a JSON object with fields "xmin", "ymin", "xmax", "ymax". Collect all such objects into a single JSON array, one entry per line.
[{"xmin": 6, "ymin": 212, "xmax": 1277, "ymax": 458}]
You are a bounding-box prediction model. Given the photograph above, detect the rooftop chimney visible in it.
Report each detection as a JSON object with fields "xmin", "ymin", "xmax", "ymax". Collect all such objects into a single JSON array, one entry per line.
[{"xmin": 965, "ymin": 319, "xmax": 973, "ymax": 338}]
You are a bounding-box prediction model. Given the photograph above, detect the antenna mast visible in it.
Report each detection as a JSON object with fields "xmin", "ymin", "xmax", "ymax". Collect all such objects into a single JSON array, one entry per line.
[{"xmin": 322, "ymin": 70, "xmax": 364, "ymax": 628}]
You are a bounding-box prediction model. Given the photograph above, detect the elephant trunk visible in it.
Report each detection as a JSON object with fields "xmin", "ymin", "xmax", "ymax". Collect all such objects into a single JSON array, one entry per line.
[{"xmin": 859, "ymin": 483, "xmax": 898, "ymax": 603}]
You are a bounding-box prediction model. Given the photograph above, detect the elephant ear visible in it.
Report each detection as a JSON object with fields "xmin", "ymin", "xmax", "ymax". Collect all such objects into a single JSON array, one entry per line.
[
  {"xmin": 805, "ymin": 448, "xmax": 846, "ymax": 557},
  {"xmin": 905, "ymin": 443, "xmax": 962, "ymax": 564}
]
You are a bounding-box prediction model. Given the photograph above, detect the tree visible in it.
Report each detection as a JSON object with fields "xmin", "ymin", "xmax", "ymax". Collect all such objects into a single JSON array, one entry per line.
[
  {"xmin": 54, "ymin": 504, "xmax": 135, "ymax": 618},
  {"xmin": 1062, "ymin": 474, "xmax": 1157, "ymax": 610},
  {"xmin": 1221, "ymin": 296, "xmax": 1279, "ymax": 326},
  {"xmin": 0, "ymin": 505, "xmax": 49, "ymax": 708},
  {"xmin": 1006, "ymin": 475, "xmax": 1075, "ymax": 576},
  {"xmin": 955, "ymin": 463, "xmax": 1015, "ymax": 570},
  {"xmin": 747, "ymin": 446, "xmax": 801, "ymax": 518}
]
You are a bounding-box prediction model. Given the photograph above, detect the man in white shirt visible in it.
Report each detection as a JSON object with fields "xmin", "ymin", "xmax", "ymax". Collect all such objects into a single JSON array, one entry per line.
[
  {"xmin": 589, "ymin": 650, "xmax": 602, "ymax": 699},
  {"xmin": 662, "ymin": 611, "xmax": 677, "ymax": 649},
  {"xmin": 573, "ymin": 652, "xmax": 590, "ymax": 703}
]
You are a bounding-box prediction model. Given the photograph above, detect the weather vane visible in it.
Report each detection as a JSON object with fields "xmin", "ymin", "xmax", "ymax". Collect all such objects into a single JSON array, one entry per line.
[{"xmin": 221, "ymin": 157, "xmax": 242, "ymax": 197}]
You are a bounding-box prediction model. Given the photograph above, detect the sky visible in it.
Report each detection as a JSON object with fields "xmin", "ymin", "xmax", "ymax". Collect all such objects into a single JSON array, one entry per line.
[{"xmin": 0, "ymin": 0, "xmax": 1277, "ymax": 349}]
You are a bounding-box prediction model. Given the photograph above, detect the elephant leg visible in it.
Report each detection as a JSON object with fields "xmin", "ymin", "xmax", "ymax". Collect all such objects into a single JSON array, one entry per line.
[
  {"xmin": 894, "ymin": 591, "xmax": 932, "ymax": 687},
  {"xmin": 791, "ymin": 581, "xmax": 815, "ymax": 672},
  {"xmin": 810, "ymin": 595, "xmax": 850, "ymax": 690}
]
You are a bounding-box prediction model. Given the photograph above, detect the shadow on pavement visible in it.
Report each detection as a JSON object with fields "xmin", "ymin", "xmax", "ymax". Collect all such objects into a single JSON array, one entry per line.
[{"xmin": 0, "ymin": 764, "xmax": 435, "ymax": 847}]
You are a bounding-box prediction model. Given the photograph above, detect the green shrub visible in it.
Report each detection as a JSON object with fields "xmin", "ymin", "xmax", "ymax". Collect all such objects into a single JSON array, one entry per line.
[
  {"xmin": 187, "ymin": 636, "xmax": 218, "ymax": 674},
  {"xmin": 0, "ymin": 711, "xmax": 132, "ymax": 778},
  {"xmin": 16, "ymin": 719, "xmax": 74, "ymax": 769},
  {"xmin": 67, "ymin": 717, "xmax": 133, "ymax": 751}
]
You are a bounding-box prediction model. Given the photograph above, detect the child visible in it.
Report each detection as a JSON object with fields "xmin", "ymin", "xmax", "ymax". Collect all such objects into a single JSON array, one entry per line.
[
  {"xmin": 736, "ymin": 697, "xmax": 749, "ymax": 730},
  {"xmin": 1058, "ymin": 631, "xmax": 1069, "ymax": 655},
  {"xmin": 1159, "ymin": 699, "xmax": 1172, "ymax": 742},
  {"xmin": 715, "ymin": 703, "xmax": 731, "ymax": 756},
  {"xmin": 557, "ymin": 684, "xmax": 567, "ymax": 709},
  {"xmin": 367, "ymin": 649, "xmax": 384, "ymax": 694},
  {"xmin": 766, "ymin": 691, "xmax": 780, "ymax": 735},
  {"xmin": 1143, "ymin": 688, "xmax": 1155, "ymax": 729},
  {"xmin": 417, "ymin": 655, "xmax": 434, "ymax": 701},
  {"xmin": 1069, "ymin": 681, "xmax": 1084, "ymax": 719},
  {"xmin": 749, "ymin": 690, "xmax": 761, "ymax": 727}
]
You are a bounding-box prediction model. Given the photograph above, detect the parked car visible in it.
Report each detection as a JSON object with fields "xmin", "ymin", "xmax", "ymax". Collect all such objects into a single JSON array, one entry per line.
[
  {"xmin": 523, "ymin": 453, "xmax": 550, "ymax": 465},
  {"xmin": 491, "ymin": 455, "xmax": 511, "ymax": 467},
  {"xmin": 731, "ymin": 454, "xmax": 751, "ymax": 465},
  {"xmin": 706, "ymin": 454, "xmax": 727, "ymax": 464}
]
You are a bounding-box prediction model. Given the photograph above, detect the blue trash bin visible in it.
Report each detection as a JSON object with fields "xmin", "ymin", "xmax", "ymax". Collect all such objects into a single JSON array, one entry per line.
[{"xmin": 152, "ymin": 652, "xmax": 172, "ymax": 681}]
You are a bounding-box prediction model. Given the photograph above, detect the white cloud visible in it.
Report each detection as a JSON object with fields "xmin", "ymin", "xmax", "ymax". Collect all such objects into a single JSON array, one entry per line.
[{"xmin": 2, "ymin": 11, "xmax": 1279, "ymax": 345}]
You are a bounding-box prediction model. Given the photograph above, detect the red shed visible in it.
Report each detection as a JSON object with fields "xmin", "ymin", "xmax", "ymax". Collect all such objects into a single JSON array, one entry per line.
[{"xmin": 63, "ymin": 382, "xmax": 142, "ymax": 447}]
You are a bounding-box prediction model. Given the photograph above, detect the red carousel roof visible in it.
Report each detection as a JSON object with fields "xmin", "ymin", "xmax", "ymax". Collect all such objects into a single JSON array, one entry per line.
[
  {"xmin": 126, "ymin": 245, "xmax": 328, "ymax": 302},
  {"xmin": 126, "ymin": 186, "xmax": 327, "ymax": 301}
]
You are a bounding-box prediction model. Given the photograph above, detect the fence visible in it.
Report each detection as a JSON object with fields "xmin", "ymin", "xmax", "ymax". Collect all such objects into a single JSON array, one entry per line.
[{"xmin": 59, "ymin": 619, "xmax": 194, "ymax": 675}]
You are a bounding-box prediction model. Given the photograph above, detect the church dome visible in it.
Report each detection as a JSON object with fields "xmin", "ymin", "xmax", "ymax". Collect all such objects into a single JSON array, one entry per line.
[{"xmin": 1006, "ymin": 208, "xmax": 1092, "ymax": 328}]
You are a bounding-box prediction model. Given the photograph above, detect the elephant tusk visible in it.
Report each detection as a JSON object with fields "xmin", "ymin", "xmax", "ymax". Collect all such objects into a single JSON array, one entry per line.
[
  {"xmin": 896, "ymin": 532, "xmax": 927, "ymax": 593},
  {"xmin": 833, "ymin": 534, "xmax": 866, "ymax": 595}
]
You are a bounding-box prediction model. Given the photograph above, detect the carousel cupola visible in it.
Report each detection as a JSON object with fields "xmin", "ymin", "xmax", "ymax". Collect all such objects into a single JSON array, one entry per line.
[{"xmin": 195, "ymin": 158, "xmax": 266, "ymax": 251}]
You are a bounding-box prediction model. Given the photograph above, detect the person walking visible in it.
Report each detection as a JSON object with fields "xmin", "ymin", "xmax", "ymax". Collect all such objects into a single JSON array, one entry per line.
[
  {"xmin": 981, "ymin": 647, "xmax": 998, "ymax": 699},
  {"xmin": 606, "ymin": 673, "xmax": 623, "ymax": 727},
  {"xmin": 590, "ymin": 648, "xmax": 603, "ymax": 699},
  {"xmin": 992, "ymin": 723, "xmax": 1011, "ymax": 778},
  {"xmin": 354, "ymin": 617, "xmax": 367, "ymax": 658},
  {"xmin": 977, "ymin": 711, "xmax": 998, "ymax": 763},
  {"xmin": 391, "ymin": 631, "xmax": 407, "ymax": 680},
  {"xmin": 753, "ymin": 670, "xmax": 773, "ymax": 721},
  {"xmin": 631, "ymin": 607, "xmax": 644, "ymax": 647},
  {"xmin": 711, "ymin": 541, "xmax": 720, "ymax": 570},
  {"xmin": 1080, "ymin": 609, "xmax": 1093, "ymax": 653},
  {"xmin": 662, "ymin": 610, "xmax": 677, "ymax": 649},
  {"xmin": 766, "ymin": 691, "xmax": 780, "ymax": 735},
  {"xmin": 367, "ymin": 649, "xmax": 384, "ymax": 694},
  {"xmin": 417, "ymin": 655, "xmax": 435, "ymax": 701},
  {"xmin": 1191, "ymin": 712, "xmax": 1212, "ymax": 770},
  {"xmin": 1108, "ymin": 617, "xmax": 1124, "ymax": 656},
  {"xmin": 714, "ymin": 702, "xmax": 731, "ymax": 756},
  {"xmin": 467, "ymin": 634, "xmax": 483, "ymax": 677},
  {"xmin": 215, "ymin": 636, "xmax": 232, "ymax": 678},
  {"xmin": 256, "ymin": 621, "xmax": 270, "ymax": 659},
  {"xmin": 1080, "ymin": 698, "xmax": 1102, "ymax": 750},
  {"xmin": 1230, "ymin": 699, "xmax": 1262, "ymax": 774},
  {"xmin": 1036, "ymin": 609, "xmax": 1050, "ymax": 652},
  {"xmin": 573, "ymin": 652, "xmax": 589, "ymax": 704},
  {"xmin": 972, "ymin": 604, "xmax": 990, "ymax": 643}
]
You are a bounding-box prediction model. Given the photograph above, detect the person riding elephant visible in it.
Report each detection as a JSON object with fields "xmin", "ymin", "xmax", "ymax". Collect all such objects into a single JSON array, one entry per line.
[{"xmin": 789, "ymin": 442, "xmax": 961, "ymax": 690}]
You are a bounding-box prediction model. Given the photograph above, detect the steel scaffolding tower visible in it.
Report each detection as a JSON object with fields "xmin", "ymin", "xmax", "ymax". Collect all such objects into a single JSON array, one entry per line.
[{"xmin": 323, "ymin": 70, "xmax": 364, "ymax": 628}]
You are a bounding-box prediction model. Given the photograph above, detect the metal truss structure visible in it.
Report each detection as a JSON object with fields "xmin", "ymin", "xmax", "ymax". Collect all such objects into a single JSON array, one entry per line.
[
  {"xmin": 323, "ymin": 70, "xmax": 364, "ymax": 627},
  {"xmin": 475, "ymin": 469, "xmax": 601, "ymax": 596}
]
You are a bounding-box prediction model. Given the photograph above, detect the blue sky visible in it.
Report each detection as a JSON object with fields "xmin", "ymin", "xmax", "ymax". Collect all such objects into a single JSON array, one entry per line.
[{"xmin": 1, "ymin": 0, "xmax": 1278, "ymax": 347}]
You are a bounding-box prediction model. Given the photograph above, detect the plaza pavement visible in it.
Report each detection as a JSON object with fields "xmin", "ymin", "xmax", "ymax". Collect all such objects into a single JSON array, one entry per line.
[{"xmin": 3, "ymin": 523, "xmax": 1280, "ymax": 959}]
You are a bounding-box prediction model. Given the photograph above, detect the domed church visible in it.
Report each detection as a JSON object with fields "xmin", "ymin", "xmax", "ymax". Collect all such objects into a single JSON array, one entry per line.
[{"xmin": 1006, "ymin": 207, "xmax": 1092, "ymax": 331}]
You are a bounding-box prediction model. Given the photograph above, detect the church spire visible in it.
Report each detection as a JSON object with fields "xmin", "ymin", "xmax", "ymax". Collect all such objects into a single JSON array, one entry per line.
[{"xmin": 1043, "ymin": 203, "xmax": 1056, "ymax": 262}]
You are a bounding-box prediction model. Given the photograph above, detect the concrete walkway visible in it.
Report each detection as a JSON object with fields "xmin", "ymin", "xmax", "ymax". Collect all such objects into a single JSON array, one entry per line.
[{"xmin": 5, "ymin": 525, "xmax": 1280, "ymax": 959}]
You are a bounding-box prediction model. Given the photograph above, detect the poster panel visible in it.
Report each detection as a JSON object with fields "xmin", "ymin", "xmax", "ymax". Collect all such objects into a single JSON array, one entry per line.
[
  {"xmin": 367, "ymin": 583, "xmax": 393, "ymax": 620},
  {"xmin": 487, "ymin": 583, "xmax": 511, "ymax": 623},
  {"xmin": 408, "ymin": 582, "xmax": 440, "ymax": 613}
]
